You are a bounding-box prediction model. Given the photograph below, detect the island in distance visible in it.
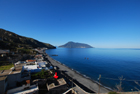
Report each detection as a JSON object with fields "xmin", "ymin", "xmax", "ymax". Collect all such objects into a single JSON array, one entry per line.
[{"xmin": 59, "ymin": 41, "xmax": 93, "ymax": 48}]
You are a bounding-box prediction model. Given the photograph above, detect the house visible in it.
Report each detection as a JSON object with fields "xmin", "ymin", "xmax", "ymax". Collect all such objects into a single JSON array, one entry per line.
[
  {"xmin": 35, "ymin": 54, "xmax": 44, "ymax": 61},
  {"xmin": 35, "ymin": 61, "xmax": 53, "ymax": 70},
  {"xmin": 0, "ymin": 69, "xmax": 31, "ymax": 94},
  {"xmin": 26, "ymin": 59, "xmax": 36, "ymax": 65},
  {"xmin": 7, "ymin": 80, "xmax": 38, "ymax": 94},
  {"xmin": 35, "ymin": 54, "xmax": 43, "ymax": 59},
  {"xmin": 35, "ymin": 61, "xmax": 48, "ymax": 67},
  {"xmin": 15, "ymin": 61, "xmax": 26, "ymax": 65},
  {"xmin": 0, "ymin": 49, "xmax": 10, "ymax": 57},
  {"xmin": 26, "ymin": 59, "xmax": 36, "ymax": 63},
  {"xmin": 14, "ymin": 63, "xmax": 26, "ymax": 71},
  {"xmin": 8, "ymin": 70, "xmax": 30, "ymax": 89},
  {"xmin": 0, "ymin": 70, "xmax": 11, "ymax": 94},
  {"xmin": 22, "ymin": 61, "xmax": 52, "ymax": 74},
  {"xmin": 22, "ymin": 65, "xmax": 41, "ymax": 73}
]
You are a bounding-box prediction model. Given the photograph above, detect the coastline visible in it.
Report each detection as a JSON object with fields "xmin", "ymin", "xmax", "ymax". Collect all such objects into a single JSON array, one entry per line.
[{"xmin": 45, "ymin": 53, "xmax": 111, "ymax": 93}]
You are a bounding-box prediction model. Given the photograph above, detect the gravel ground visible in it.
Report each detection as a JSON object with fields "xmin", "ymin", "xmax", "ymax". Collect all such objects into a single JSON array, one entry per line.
[{"xmin": 45, "ymin": 54, "xmax": 110, "ymax": 93}]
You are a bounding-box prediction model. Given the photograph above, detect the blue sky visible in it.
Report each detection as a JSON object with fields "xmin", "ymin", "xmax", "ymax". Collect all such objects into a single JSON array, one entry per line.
[{"xmin": 0, "ymin": 0, "xmax": 140, "ymax": 48}]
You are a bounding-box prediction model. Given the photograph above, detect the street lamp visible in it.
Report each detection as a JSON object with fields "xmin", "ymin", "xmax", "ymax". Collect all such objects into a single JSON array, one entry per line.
[
  {"xmin": 98, "ymin": 75, "xmax": 101, "ymax": 94},
  {"xmin": 131, "ymin": 89, "xmax": 133, "ymax": 94}
]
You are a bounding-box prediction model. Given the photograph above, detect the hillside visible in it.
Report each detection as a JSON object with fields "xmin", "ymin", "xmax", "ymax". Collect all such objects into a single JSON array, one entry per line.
[
  {"xmin": 0, "ymin": 28, "xmax": 56, "ymax": 50},
  {"xmin": 59, "ymin": 41, "xmax": 93, "ymax": 48}
]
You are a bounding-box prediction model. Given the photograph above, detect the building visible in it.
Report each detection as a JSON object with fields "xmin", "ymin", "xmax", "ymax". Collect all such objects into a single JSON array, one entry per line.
[
  {"xmin": 7, "ymin": 80, "xmax": 38, "ymax": 94},
  {"xmin": 26, "ymin": 59, "xmax": 36, "ymax": 64},
  {"xmin": 47, "ymin": 78, "xmax": 68, "ymax": 94},
  {"xmin": 35, "ymin": 54, "xmax": 44, "ymax": 62},
  {"xmin": 26, "ymin": 61, "xmax": 36, "ymax": 65},
  {"xmin": 35, "ymin": 54, "xmax": 43, "ymax": 59},
  {"xmin": 0, "ymin": 70, "xmax": 11, "ymax": 94},
  {"xmin": 14, "ymin": 62, "xmax": 26, "ymax": 71},
  {"xmin": 22, "ymin": 65, "xmax": 42, "ymax": 73},
  {"xmin": 0, "ymin": 68, "xmax": 31, "ymax": 94},
  {"xmin": 7, "ymin": 70, "xmax": 30, "ymax": 89},
  {"xmin": 15, "ymin": 61, "xmax": 26, "ymax": 65},
  {"xmin": 0, "ymin": 49, "xmax": 10, "ymax": 57},
  {"xmin": 36, "ymin": 61, "xmax": 48, "ymax": 67}
]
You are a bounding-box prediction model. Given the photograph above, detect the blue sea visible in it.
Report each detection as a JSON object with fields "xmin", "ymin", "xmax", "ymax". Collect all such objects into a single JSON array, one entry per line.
[{"xmin": 46, "ymin": 48, "xmax": 140, "ymax": 91}]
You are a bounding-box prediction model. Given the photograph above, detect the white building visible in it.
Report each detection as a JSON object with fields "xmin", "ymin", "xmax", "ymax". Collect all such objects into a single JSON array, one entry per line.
[
  {"xmin": 22, "ymin": 65, "xmax": 49, "ymax": 73},
  {"xmin": 22, "ymin": 65, "xmax": 42, "ymax": 73},
  {"xmin": 7, "ymin": 83, "xmax": 38, "ymax": 94},
  {"xmin": 36, "ymin": 61, "xmax": 53, "ymax": 70}
]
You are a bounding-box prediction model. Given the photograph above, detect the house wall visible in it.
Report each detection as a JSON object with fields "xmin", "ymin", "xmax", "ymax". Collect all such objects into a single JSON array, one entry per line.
[
  {"xmin": 7, "ymin": 84, "xmax": 30, "ymax": 94},
  {"xmin": 0, "ymin": 80, "xmax": 5, "ymax": 94},
  {"xmin": 7, "ymin": 84, "xmax": 38, "ymax": 94},
  {"xmin": 49, "ymin": 84, "xmax": 68, "ymax": 94},
  {"xmin": 5, "ymin": 81, "xmax": 8, "ymax": 93},
  {"xmin": 7, "ymin": 72, "xmax": 30, "ymax": 89}
]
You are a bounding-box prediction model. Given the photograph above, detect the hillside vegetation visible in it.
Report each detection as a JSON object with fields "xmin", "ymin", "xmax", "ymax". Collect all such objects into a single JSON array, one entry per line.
[{"xmin": 0, "ymin": 28, "xmax": 56, "ymax": 51}]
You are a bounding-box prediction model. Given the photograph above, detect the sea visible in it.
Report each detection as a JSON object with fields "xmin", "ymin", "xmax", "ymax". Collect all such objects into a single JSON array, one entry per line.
[{"xmin": 46, "ymin": 48, "xmax": 140, "ymax": 91}]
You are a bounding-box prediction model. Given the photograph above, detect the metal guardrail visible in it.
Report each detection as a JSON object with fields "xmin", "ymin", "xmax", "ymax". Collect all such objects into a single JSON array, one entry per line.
[{"xmin": 60, "ymin": 71, "xmax": 95, "ymax": 94}]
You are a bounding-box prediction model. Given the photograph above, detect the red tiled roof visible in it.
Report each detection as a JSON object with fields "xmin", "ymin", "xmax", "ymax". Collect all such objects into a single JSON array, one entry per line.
[
  {"xmin": 27, "ymin": 60, "xmax": 36, "ymax": 62},
  {"xmin": 26, "ymin": 80, "xmax": 30, "ymax": 84}
]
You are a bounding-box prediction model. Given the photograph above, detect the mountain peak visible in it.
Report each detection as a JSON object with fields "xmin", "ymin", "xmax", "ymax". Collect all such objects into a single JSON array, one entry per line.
[{"xmin": 59, "ymin": 41, "xmax": 93, "ymax": 48}]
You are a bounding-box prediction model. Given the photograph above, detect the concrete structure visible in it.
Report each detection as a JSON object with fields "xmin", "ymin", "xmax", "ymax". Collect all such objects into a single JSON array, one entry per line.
[
  {"xmin": 63, "ymin": 88, "xmax": 78, "ymax": 94},
  {"xmin": 0, "ymin": 70, "xmax": 11, "ymax": 94},
  {"xmin": 7, "ymin": 83, "xmax": 38, "ymax": 94},
  {"xmin": 101, "ymin": 92, "xmax": 140, "ymax": 94},
  {"xmin": 35, "ymin": 54, "xmax": 43, "ymax": 59},
  {"xmin": 35, "ymin": 61, "xmax": 53, "ymax": 70},
  {"xmin": 0, "ymin": 69, "xmax": 30, "ymax": 94},
  {"xmin": 36, "ymin": 61, "xmax": 47, "ymax": 67},
  {"xmin": 47, "ymin": 78, "xmax": 68, "ymax": 94},
  {"xmin": 22, "ymin": 65, "xmax": 42, "ymax": 73},
  {"xmin": 26, "ymin": 59, "xmax": 36, "ymax": 65},
  {"xmin": 15, "ymin": 61, "xmax": 26, "ymax": 65},
  {"xmin": 21, "ymin": 61, "xmax": 52, "ymax": 73},
  {"xmin": 26, "ymin": 59, "xmax": 36, "ymax": 63},
  {"xmin": 35, "ymin": 54, "xmax": 44, "ymax": 61},
  {"xmin": 0, "ymin": 49, "xmax": 10, "ymax": 57},
  {"xmin": 14, "ymin": 63, "xmax": 26, "ymax": 71},
  {"xmin": 7, "ymin": 70, "xmax": 30, "ymax": 89}
]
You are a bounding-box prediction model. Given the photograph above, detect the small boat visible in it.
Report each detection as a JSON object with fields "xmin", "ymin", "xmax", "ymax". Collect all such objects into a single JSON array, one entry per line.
[{"xmin": 52, "ymin": 54, "xmax": 58, "ymax": 56}]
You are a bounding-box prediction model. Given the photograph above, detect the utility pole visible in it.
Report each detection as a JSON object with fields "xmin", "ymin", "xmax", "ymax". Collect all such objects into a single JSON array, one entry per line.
[
  {"xmin": 134, "ymin": 81, "xmax": 140, "ymax": 94},
  {"xmin": 72, "ymin": 78, "xmax": 73, "ymax": 88},
  {"xmin": 98, "ymin": 74, "xmax": 101, "ymax": 94},
  {"xmin": 69, "ymin": 74, "xmax": 74, "ymax": 94}
]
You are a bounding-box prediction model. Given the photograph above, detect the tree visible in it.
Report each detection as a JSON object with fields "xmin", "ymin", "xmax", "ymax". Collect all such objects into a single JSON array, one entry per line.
[{"xmin": 115, "ymin": 76, "xmax": 125, "ymax": 92}]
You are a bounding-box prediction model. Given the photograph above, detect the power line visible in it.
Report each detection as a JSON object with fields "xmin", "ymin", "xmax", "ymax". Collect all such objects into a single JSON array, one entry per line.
[{"xmin": 101, "ymin": 77, "xmax": 140, "ymax": 82}]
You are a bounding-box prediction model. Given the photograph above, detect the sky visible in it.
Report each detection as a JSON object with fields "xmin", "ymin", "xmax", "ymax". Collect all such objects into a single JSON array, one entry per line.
[{"xmin": 0, "ymin": 0, "xmax": 140, "ymax": 48}]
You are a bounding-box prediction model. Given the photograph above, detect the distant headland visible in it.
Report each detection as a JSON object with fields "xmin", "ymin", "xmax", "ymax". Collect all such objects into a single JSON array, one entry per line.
[{"xmin": 59, "ymin": 41, "xmax": 93, "ymax": 48}]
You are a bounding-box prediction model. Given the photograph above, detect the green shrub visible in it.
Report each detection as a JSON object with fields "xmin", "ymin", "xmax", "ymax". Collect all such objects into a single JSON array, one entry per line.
[
  {"xmin": 0, "ymin": 64, "xmax": 14, "ymax": 70},
  {"xmin": 108, "ymin": 91, "xmax": 117, "ymax": 94},
  {"xmin": 31, "ymin": 69, "xmax": 54, "ymax": 79}
]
